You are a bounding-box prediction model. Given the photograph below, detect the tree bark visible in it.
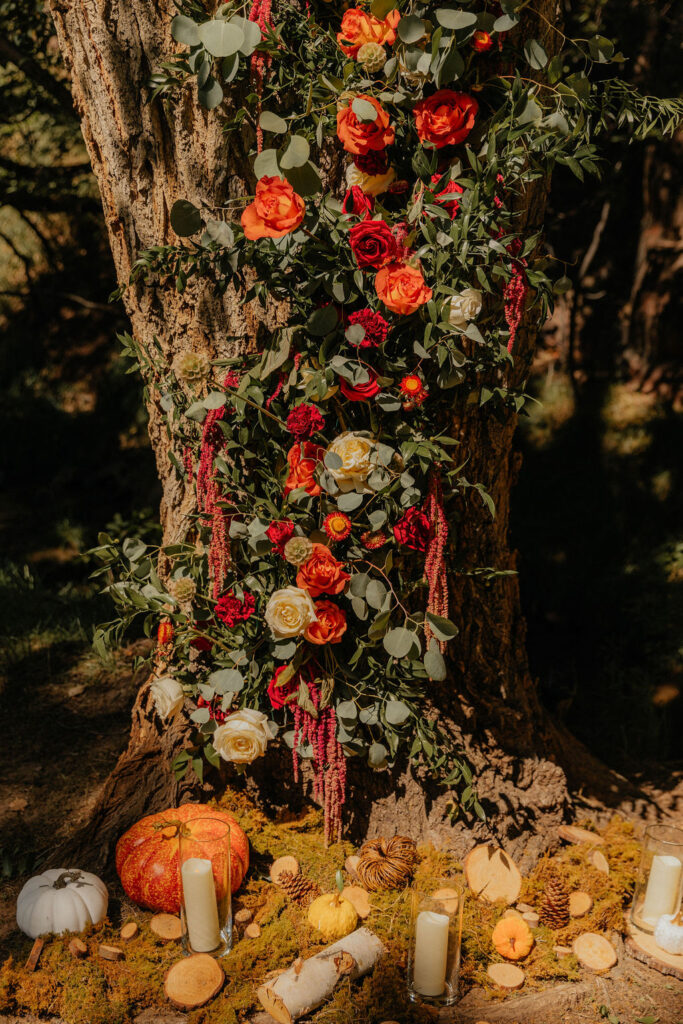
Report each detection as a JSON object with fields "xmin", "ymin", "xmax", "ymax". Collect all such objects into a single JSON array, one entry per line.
[{"xmin": 49, "ymin": 0, "xmax": 628, "ymax": 871}]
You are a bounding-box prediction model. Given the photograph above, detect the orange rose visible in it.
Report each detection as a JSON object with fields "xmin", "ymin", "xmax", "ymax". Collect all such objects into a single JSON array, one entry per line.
[
  {"xmin": 375, "ymin": 262, "xmax": 433, "ymax": 315},
  {"xmin": 337, "ymin": 96, "xmax": 395, "ymax": 156},
  {"xmin": 337, "ymin": 8, "xmax": 400, "ymax": 57},
  {"xmin": 241, "ymin": 176, "xmax": 305, "ymax": 240},
  {"xmin": 413, "ymin": 90, "xmax": 479, "ymax": 149},
  {"xmin": 296, "ymin": 543, "xmax": 350, "ymax": 597},
  {"xmin": 284, "ymin": 442, "xmax": 325, "ymax": 497},
  {"xmin": 304, "ymin": 600, "xmax": 348, "ymax": 645}
]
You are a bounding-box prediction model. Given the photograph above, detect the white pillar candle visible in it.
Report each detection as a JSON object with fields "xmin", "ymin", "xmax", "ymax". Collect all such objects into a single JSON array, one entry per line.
[
  {"xmin": 641, "ymin": 855, "xmax": 683, "ymax": 926},
  {"xmin": 413, "ymin": 910, "xmax": 450, "ymax": 997},
  {"xmin": 181, "ymin": 857, "xmax": 221, "ymax": 952}
]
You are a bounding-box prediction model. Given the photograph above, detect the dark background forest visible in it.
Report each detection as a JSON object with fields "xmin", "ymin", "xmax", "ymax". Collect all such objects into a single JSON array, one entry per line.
[{"xmin": 0, "ymin": 0, "xmax": 681, "ymax": 880}]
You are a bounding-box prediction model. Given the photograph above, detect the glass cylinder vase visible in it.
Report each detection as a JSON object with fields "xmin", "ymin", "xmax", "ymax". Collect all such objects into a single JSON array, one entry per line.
[
  {"xmin": 178, "ymin": 816, "xmax": 232, "ymax": 957},
  {"xmin": 630, "ymin": 823, "xmax": 683, "ymax": 934},
  {"xmin": 407, "ymin": 879, "xmax": 464, "ymax": 1006}
]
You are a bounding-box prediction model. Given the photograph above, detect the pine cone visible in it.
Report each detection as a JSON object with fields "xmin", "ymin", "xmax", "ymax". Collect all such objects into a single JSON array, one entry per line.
[
  {"xmin": 539, "ymin": 874, "xmax": 570, "ymax": 929},
  {"xmin": 277, "ymin": 870, "xmax": 321, "ymax": 908}
]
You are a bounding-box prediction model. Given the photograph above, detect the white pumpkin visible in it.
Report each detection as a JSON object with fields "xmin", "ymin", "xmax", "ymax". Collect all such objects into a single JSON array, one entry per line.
[{"xmin": 16, "ymin": 868, "xmax": 108, "ymax": 938}]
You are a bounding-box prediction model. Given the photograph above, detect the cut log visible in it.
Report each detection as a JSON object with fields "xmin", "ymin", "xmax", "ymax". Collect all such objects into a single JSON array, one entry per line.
[
  {"xmin": 465, "ymin": 844, "xmax": 522, "ymax": 905},
  {"xmin": 164, "ymin": 954, "xmax": 224, "ymax": 1010},
  {"xmin": 69, "ymin": 938, "xmax": 88, "ymax": 959},
  {"xmin": 557, "ymin": 826, "xmax": 605, "ymax": 846},
  {"xmin": 25, "ymin": 938, "xmax": 44, "ymax": 972},
  {"xmin": 245, "ymin": 923, "xmax": 261, "ymax": 939},
  {"xmin": 432, "ymin": 887, "xmax": 462, "ymax": 915},
  {"xmin": 572, "ymin": 933, "xmax": 617, "ymax": 972},
  {"xmin": 257, "ymin": 926, "xmax": 385, "ymax": 1024},
  {"xmin": 99, "ymin": 944, "xmax": 125, "ymax": 961},
  {"xmin": 590, "ymin": 851, "xmax": 609, "ymax": 875},
  {"xmin": 345, "ymin": 855, "xmax": 360, "ymax": 880},
  {"xmin": 271, "ymin": 856, "xmax": 300, "ymax": 884},
  {"xmin": 150, "ymin": 914, "xmax": 183, "ymax": 941},
  {"xmin": 486, "ymin": 963, "xmax": 525, "ymax": 990},
  {"xmin": 235, "ymin": 908, "xmax": 253, "ymax": 926},
  {"xmin": 120, "ymin": 922, "xmax": 139, "ymax": 941},
  {"xmin": 522, "ymin": 912, "xmax": 540, "ymax": 927},
  {"xmin": 341, "ymin": 886, "xmax": 371, "ymax": 919},
  {"xmin": 516, "ymin": 902, "xmax": 535, "ymax": 914},
  {"xmin": 569, "ymin": 892, "xmax": 593, "ymax": 918}
]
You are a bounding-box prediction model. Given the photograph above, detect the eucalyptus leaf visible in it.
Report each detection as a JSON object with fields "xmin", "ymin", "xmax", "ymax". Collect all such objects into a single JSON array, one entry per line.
[
  {"xmin": 426, "ymin": 612, "xmax": 459, "ymax": 641},
  {"xmin": 351, "ymin": 97, "xmax": 379, "ymax": 122},
  {"xmin": 170, "ymin": 199, "xmax": 202, "ymax": 237},
  {"xmin": 424, "ymin": 641, "xmax": 447, "ymax": 680},
  {"xmin": 368, "ymin": 742, "xmax": 388, "ymax": 768},
  {"xmin": 385, "ymin": 699, "xmax": 410, "ymax": 725},
  {"xmin": 198, "ymin": 77, "xmax": 224, "ymax": 110},
  {"xmin": 435, "ymin": 9, "xmax": 477, "ymax": 30},
  {"xmin": 171, "ymin": 15, "xmax": 200, "ymax": 46},
  {"xmin": 254, "ymin": 148, "xmax": 280, "ymax": 179},
  {"xmin": 260, "ymin": 111, "xmax": 288, "ymax": 134},
  {"xmin": 280, "ymin": 135, "xmax": 310, "ymax": 170},
  {"xmin": 198, "ymin": 19, "xmax": 245, "ymax": 57},
  {"xmin": 398, "ymin": 15, "xmax": 426, "ymax": 44},
  {"xmin": 383, "ymin": 627, "xmax": 415, "ymax": 659}
]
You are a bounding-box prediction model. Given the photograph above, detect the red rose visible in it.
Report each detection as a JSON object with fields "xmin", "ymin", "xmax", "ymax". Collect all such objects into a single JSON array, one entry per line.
[
  {"xmin": 413, "ymin": 90, "xmax": 478, "ymax": 149},
  {"xmin": 215, "ymin": 590, "xmax": 256, "ymax": 627},
  {"xmin": 472, "ymin": 30, "xmax": 493, "ymax": 53},
  {"xmin": 355, "ymin": 150, "xmax": 390, "ymax": 175},
  {"xmin": 190, "ymin": 622, "xmax": 213, "ymax": 651},
  {"xmin": 393, "ymin": 507, "xmax": 431, "ymax": 551},
  {"xmin": 267, "ymin": 519, "xmax": 295, "ymax": 555},
  {"xmin": 346, "ymin": 308, "xmax": 389, "ymax": 348},
  {"xmin": 340, "ymin": 369, "xmax": 381, "ymax": 402},
  {"xmin": 349, "ymin": 219, "xmax": 397, "ymax": 269},
  {"xmin": 342, "ymin": 186, "xmax": 374, "ymax": 219},
  {"xmin": 267, "ymin": 665, "xmax": 297, "ymax": 709},
  {"xmin": 430, "ymin": 174, "xmax": 464, "ymax": 219},
  {"xmin": 286, "ymin": 403, "xmax": 325, "ymax": 440}
]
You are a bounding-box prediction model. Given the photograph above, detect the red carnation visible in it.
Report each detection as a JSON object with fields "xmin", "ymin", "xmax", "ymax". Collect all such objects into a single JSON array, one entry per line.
[
  {"xmin": 215, "ymin": 590, "xmax": 256, "ymax": 627},
  {"xmin": 340, "ymin": 369, "xmax": 381, "ymax": 402},
  {"xmin": 349, "ymin": 219, "xmax": 398, "ymax": 269},
  {"xmin": 342, "ymin": 186, "xmax": 374, "ymax": 220},
  {"xmin": 286, "ymin": 402, "xmax": 325, "ymax": 440},
  {"xmin": 347, "ymin": 308, "xmax": 389, "ymax": 348},
  {"xmin": 430, "ymin": 174, "xmax": 464, "ymax": 219},
  {"xmin": 393, "ymin": 507, "xmax": 431, "ymax": 552},
  {"xmin": 267, "ymin": 665, "xmax": 298, "ymax": 709},
  {"xmin": 267, "ymin": 519, "xmax": 295, "ymax": 555},
  {"xmin": 190, "ymin": 622, "xmax": 213, "ymax": 651},
  {"xmin": 355, "ymin": 150, "xmax": 389, "ymax": 175}
]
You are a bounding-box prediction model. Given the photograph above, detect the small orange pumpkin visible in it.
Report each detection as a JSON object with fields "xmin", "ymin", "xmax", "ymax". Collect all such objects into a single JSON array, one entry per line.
[{"xmin": 492, "ymin": 917, "xmax": 534, "ymax": 961}]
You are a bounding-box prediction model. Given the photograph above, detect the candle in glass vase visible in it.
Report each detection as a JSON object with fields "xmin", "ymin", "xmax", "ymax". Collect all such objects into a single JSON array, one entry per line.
[
  {"xmin": 181, "ymin": 857, "xmax": 221, "ymax": 952},
  {"xmin": 641, "ymin": 855, "xmax": 683, "ymax": 926},
  {"xmin": 413, "ymin": 910, "xmax": 449, "ymax": 997}
]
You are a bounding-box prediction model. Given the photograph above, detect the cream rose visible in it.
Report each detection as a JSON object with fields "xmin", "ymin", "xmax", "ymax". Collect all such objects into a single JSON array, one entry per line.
[
  {"xmin": 326, "ymin": 432, "xmax": 377, "ymax": 493},
  {"xmin": 446, "ymin": 288, "xmax": 483, "ymax": 330},
  {"xmin": 150, "ymin": 676, "xmax": 184, "ymax": 720},
  {"xmin": 346, "ymin": 161, "xmax": 396, "ymax": 198},
  {"xmin": 264, "ymin": 586, "xmax": 317, "ymax": 639},
  {"xmin": 213, "ymin": 708, "xmax": 271, "ymax": 764}
]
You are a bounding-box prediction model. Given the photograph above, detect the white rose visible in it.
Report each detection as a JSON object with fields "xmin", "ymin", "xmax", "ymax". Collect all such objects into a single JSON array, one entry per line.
[
  {"xmin": 264, "ymin": 586, "xmax": 317, "ymax": 639},
  {"xmin": 327, "ymin": 432, "xmax": 376, "ymax": 493},
  {"xmin": 150, "ymin": 677, "xmax": 185, "ymax": 720},
  {"xmin": 213, "ymin": 708, "xmax": 271, "ymax": 764},
  {"xmin": 346, "ymin": 162, "xmax": 397, "ymax": 198},
  {"xmin": 446, "ymin": 288, "xmax": 483, "ymax": 330}
]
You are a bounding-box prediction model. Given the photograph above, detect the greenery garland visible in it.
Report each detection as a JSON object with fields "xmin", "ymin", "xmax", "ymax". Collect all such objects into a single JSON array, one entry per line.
[{"xmin": 92, "ymin": 0, "xmax": 682, "ymax": 842}]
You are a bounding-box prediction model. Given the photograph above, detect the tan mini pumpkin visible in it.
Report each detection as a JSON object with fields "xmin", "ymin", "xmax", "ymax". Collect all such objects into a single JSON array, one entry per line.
[
  {"xmin": 307, "ymin": 892, "xmax": 358, "ymax": 942},
  {"xmin": 492, "ymin": 917, "xmax": 534, "ymax": 961}
]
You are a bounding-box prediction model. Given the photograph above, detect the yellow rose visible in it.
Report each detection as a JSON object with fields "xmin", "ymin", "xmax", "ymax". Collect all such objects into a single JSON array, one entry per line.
[
  {"xmin": 346, "ymin": 161, "xmax": 397, "ymax": 197},
  {"xmin": 213, "ymin": 709, "xmax": 272, "ymax": 764},
  {"xmin": 326, "ymin": 432, "xmax": 377, "ymax": 493},
  {"xmin": 264, "ymin": 586, "xmax": 318, "ymax": 638}
]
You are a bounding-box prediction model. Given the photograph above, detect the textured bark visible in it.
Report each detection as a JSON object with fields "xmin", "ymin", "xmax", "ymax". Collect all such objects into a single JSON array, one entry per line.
[{"xmin": 50, "ymin": 0, "xmax": 621, "ymax": 869}]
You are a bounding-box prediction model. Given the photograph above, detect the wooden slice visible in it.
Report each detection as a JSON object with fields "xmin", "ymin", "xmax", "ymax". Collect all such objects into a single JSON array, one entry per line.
[
  {"xmin": 69, "ymin": 938, "xmax": 88, "ymax": 959},
  {"xmin": 150, "ymin": 913, "xmax": 183, "ymax": 941},
  {"xmin": 590, "ymin": 850, "xmax": 610, "ymax": 875},
  {"xmin": 522, "ymin": 912, "xmax": 540, "ymax": 927},
  {"xmin": 164, "ymin": 953, "xmax": 224, "ymax": 1010},
  {"xmin": 234, "ymin": 908, "xmax": 253, "ymax": 926},
  {"xmin": 516, "ymin": 902, "xmax": 535, "ymax": 914},
  {"xmin": 554, "ymin": 945, "xmax": 572, "ymax": 956},
  {"xmin": 25, "ymin": 938, "xmax": 44, "ymax": 972},
  {"xmin": 558, "ymin": 825, "xmax": 605, "ymax": 846},
  {"xmin": 245, "ymin": 922, "xmax": 261, "ymax": 939},
  {"xmin": 342, "ymin": 886, "xmax": 371, "ymax": 919},
  {"xmin": 503, "ymin": 908, "xmax": 523, "ymax": 920},
  {"xmin": 569, "ymin": 891, "xmax": 593, "ymax": 918},
  {"xmin": 465, "ymin": 844, "xmax": 522, "ymax": 905},
  {"xmin": 572, "ymin": 933, "xmax": 617, "ymax": 972},
  {"xmin": 625, "ymin": 920, "xmax": 683, "ymax": 980},
  {"xmin": 99, "ymin": 944, "xmax": 125, "ymax": 962},
  {"xmin": 345, "ymin": 855, "xmax": 360, "ymax": 880},
  {"xmin": 120, "ymin": 922, "xmax": 139, "ymax": 941},
  {"xmin": 270, "ymin": 856, "xmax": 300, "ymax": 885},
  {"xmin": 486, "ymin": 962, "xmax": 525, "ymax": 990},
  {"xmin": 432, "ymin": 887, "xmax": 461, "ymax": 915}
]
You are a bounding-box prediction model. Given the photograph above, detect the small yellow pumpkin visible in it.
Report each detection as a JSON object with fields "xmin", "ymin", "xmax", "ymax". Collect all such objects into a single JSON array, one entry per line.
[
  {"xmin": 492, "ymin": 917, "xmax": 534, "ymax": 961},
  {"xmin": 307, "ymin": 887, "xmax": 358, "ymax": 942}
]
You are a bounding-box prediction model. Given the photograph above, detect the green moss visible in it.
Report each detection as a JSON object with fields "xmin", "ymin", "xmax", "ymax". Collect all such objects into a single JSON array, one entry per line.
[{"xmin": 0, "ymin": 796, "xmax": 641, "ymax": 1024}]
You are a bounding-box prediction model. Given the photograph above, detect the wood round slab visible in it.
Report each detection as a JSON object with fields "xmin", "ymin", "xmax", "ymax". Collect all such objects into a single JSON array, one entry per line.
[
  {"xmin": 165, "ymin": 953, "xmax": 224, "ymax": 1010},
  {"xmin": 120, "ymin": 921, "xmax": 139, "ymax": 941},
  {"xmin": 342, "ymin": 885, "xmax": 371, "ymax": 919},
  {"xmin": 590, "ymin": 850, "xmax": 610, "ymax": 875},
  {"xmin": 486, "ymin": 962, "xmax": 525, "ymax": 990},
  {"xmin": 270, "ymin": 856, "xmax": 300, "ymax": 884},
  {"xmin": 625, "ymin": 920, "xmax": 683, "ymax": 980},
  {"xmin": 150, "ymin": 913, "xmax": 183, "ymax": 941},
  {"xmin": 465, "ymin": 844, "xmax": 522, "ymax": 905},
  {"xmin": 345, "ymin": 855, "xmax": 361, "ymax": 880},
  {"xmin": 557, "ymin": 825, "xmax": 605, "ymax": 846},
  {"xmin": 572, "ymin": 932, "xmax": 617, "ymax": 972},
  {"xmin": 569, "ymin": 891, "xmax": 593, "ymax": 918},
  {"xmin": 432, "ymin": 887, "xmax": 461, "ymax": 915}
]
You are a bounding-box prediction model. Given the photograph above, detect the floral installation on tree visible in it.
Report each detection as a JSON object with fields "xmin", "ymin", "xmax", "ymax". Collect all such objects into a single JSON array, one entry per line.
[{"xmin": 95, "ymin": 0, "xmax": 683, "ymax": 843}]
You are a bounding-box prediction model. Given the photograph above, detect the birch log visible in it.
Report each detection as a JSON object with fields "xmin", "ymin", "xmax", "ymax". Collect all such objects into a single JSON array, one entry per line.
[{"xmin": 257, "ymin": 927, "xmax": 385, "ymax": 1024}]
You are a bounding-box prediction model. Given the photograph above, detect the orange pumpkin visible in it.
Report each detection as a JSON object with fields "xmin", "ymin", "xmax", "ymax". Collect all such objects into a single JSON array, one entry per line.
[
  {"xmin": 116, "ymin": 804, "xmax": 249, "ymax": 912},
  {"xmin": 491, "ymin": 917, "xmax": 534, "ymax": 961}
]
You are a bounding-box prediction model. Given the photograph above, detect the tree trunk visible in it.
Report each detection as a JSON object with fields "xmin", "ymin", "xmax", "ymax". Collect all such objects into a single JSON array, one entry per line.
[{"xmin": 49, "ymin": 0, "xmax": 627, "ymax": 871}]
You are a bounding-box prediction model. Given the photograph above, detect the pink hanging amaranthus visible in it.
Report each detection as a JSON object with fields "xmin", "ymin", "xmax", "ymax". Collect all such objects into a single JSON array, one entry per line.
[
  {"xmin": 422, "ymin": 469, "xmax": 449, "ymax": 653},
  {"xmin": 196, "ymin": 372, "xmax": 238, "ymax": 598},
  {"xmin": 248, "ymin": 0, "xmax": 274, "ymax": 154},
  {"xmin": 504, "ymin": 238, "xmax": 529, "ymax": 354}
]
